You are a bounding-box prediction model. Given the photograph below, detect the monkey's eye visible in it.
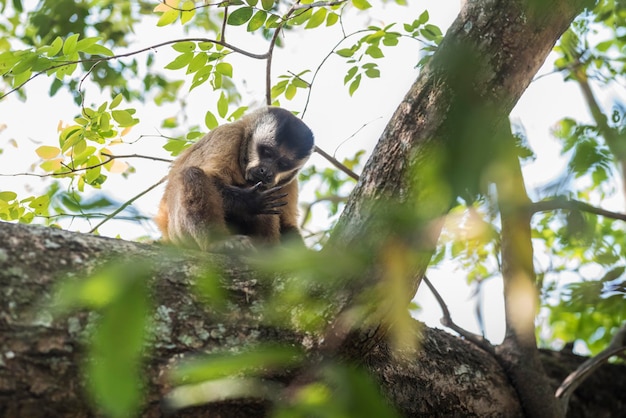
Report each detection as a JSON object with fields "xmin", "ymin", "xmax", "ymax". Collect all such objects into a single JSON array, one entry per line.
[
  {"xmin": 277, "ymin": 160, "xmax": 292, "ymax": 171},
  {"xmin": 259, "ymin": 146, "xmax": 273, "ymax": 158}
]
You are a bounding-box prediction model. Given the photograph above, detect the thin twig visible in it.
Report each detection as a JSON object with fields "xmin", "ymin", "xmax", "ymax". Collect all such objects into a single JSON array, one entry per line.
[
  {"xmin": 314, "ymin": 145, "xmax": 359, "ymax": 180},
  {"xmin": 555, "ymin": 324, "xmax": 626, "ymax": 402},
  {"xmin": 87, "ymin": 176, "xmax": 166, "ymax": 233},
  {"xmin": 265, "ymin": 2, "xmax": 300, "ymax": 105},
  {"xmin": 530, "ymin": 198, "xmax": 626, "ymax": 222},
  {"xmin": 100, "ymin": 152, "xmax": 173, "ymax": 164},
  {"xmin": 0, "ymin": 153, "xmax": 171, "ymax": 178},
  {"xmin": 422, "ymin": 275, "xmax": 495, "ymax": 354}
]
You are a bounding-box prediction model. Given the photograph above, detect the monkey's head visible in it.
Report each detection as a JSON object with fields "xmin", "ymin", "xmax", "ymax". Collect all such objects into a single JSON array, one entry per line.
[{"xmin": 242, "ymin": 107, "xmax": 314, "ymax": 188}]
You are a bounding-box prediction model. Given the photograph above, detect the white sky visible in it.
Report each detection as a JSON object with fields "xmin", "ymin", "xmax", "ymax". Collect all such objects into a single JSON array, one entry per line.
[{"xmin": 1, "ymin": 1, "xmax": 622, "ymax": 346}]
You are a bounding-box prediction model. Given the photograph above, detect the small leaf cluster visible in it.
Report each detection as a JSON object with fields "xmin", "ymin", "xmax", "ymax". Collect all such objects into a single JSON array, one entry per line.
[
  {"xmin": 0, "ymin": 190, "xmax": 49, "ymax": 224},
  {"xmin": 553, "ymin": 118, "xmax": 614, "ymax": 193},
  {"xmin": 164, "ymin": 41, "xmax": 233, "ymax": 92},
  {"xmin": 154, "ymin": 0, "xmax": 197, "ymax": 27},
  {"xmin": 271, "ymin": 70, "xmax": 310, "ymax": 101},
  {"xmin": 335, "ymin": 24, "xmax": 399, "ymax": 96},
  {"xmin": 0, "ymin": 34, "xmax": 113, "ymax": 92},
  {"xmin": 405, "ymin": 10, "xmax": 442, "ymax": 66},
  {"xmin": 37, "ymin": 93, "xmax": 137, "ymax": 190},
  {"xmin": 431, "ymin": 199, "xmax": 500, "ymax": 285}
]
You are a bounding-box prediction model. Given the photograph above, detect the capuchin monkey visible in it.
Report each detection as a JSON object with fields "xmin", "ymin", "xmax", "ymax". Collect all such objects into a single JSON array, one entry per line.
[{"xmin": 155, "ymin": 106, "xmax": 314, "ymax": 251}]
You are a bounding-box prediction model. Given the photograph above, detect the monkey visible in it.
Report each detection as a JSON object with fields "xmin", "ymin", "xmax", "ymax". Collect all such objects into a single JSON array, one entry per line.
[{"xmin": 155, "ymin": 106, "xmax": 314, "ymax": 251}]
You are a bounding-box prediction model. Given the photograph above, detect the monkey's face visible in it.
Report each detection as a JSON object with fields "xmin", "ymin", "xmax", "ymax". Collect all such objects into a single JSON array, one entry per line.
[
  {"xmin": 245, "ymin": 142, "xmax": 308, "ymax": 188},
  {"xmin": 243, "ymin": 107, "xmax": 314, "ymax": 188}
]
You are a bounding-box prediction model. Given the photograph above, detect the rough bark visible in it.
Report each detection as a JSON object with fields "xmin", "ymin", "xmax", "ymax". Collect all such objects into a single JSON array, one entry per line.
[{"xmin": 1, "ymin": 222, "xmax": 625, "ymax": 417}]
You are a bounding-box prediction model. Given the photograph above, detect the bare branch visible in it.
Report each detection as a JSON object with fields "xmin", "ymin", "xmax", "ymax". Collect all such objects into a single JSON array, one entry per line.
[
  {"xmin": 422, "ymin": 276, "xmax": 495, "ymax": 354},
  {"xmin": 0, "ymin": 153, "xmax": 171, "ymax": 179},
  {"xmin": 99, "ymin": 153, "xmax": 173, "ymax": 164},
  {"xmin": 530, "ymin": 198, "xmax": 626, "ymax": 222},
  {"xmin": 556, "ymin": 323, "xmax": 626, "ymax": 403},
  {"xmin": 314, "ymin": 145, "xmax": 359, "ymax": 180},
  {"xmin": 87, "ymin": 177, "xmax": 166, "ymax": 234}
]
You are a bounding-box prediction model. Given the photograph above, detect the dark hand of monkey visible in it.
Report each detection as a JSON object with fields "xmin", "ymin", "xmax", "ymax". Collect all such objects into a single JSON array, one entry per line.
[{"xmin": 222, "ymin": 182, "xmax": 288, "ymax": 216}]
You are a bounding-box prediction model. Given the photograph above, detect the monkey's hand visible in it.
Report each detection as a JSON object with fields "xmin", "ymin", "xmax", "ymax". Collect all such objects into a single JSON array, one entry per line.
[{"xmin": 222, "ymin": 182, "xmax": 288, "ymax": 216}]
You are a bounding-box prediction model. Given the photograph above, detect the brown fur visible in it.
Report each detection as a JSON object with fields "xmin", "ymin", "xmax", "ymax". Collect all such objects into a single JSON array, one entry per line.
[{"xmin": 155, "ymin": 108, "xmax": 310, "ymax": 251}]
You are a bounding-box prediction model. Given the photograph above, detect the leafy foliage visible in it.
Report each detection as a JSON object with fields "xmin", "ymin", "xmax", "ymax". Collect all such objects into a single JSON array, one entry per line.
[{"xmin": 2, "ymin": 0, "xmax": 626, "ymax": 415}]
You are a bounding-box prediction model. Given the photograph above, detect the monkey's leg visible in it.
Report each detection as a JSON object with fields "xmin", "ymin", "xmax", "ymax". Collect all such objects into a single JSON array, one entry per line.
[{"xmin": 178, "ymin": 166, "xmax": 228, "ymax": 250}]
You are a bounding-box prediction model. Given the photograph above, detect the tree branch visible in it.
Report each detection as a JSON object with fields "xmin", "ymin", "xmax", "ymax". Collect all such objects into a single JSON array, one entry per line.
[
  {"xmin": 422, "ymin": 276, "xmax": 495, "ymax": 354},
  {"xmin": 87, "ymin": 177, "xmax": 166, "ymax": 233},
  {"xmin": 556, "ymin": 324, "xmax": 626, "ymax": 404},
  {"xmin": 530, "ymin": 197, "xmax": 626, "ymax": 222}
]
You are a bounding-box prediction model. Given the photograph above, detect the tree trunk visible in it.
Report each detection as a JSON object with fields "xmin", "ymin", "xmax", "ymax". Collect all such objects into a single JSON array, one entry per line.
[
  {"xmin": 331, "ymin": 0, "xmax": 593, "ymax": 293},
  {"xmin": 0, "ymin": 222, "xmax": 624, "ymax": 417}
]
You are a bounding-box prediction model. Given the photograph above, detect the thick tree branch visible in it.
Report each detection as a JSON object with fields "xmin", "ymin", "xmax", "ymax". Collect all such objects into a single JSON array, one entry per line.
[{"xmin": 1, "ymin": 222, "xmax": 624, "ymax": 416}]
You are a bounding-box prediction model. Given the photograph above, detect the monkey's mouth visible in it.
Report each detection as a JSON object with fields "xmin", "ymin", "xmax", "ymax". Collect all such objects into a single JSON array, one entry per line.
[{"xmin": 246, "ymin": 170, "xmax": 275, "ymax": 189}]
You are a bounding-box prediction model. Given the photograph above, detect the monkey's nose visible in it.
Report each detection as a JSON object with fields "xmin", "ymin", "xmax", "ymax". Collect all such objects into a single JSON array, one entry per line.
[{"xmin": 251, "ymin": 167, "xmax": 274, "ymax": 184}]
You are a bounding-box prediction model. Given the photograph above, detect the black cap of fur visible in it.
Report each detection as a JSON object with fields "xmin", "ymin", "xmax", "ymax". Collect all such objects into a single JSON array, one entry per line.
[{"xmin": 267, "ymin": 107, "xmax": 314, "ymax": 159}]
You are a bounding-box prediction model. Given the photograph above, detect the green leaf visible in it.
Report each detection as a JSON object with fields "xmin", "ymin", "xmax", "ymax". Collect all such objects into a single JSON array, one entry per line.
[
  {"xmin": 172, "ymin": 41, "xmax": 196, "ymax": 52},
  {"xmin": 271, "ymin": 80, "xmax": 287, "ymax": 99},
  {"xmin": 383, "ymin": 34, "xmax": 400, "ymax": 46},
  {"xmin": 215, "ymin": 62, "xmax": 233, "ymax": 77},
  {"xmin": 29, "ymin": 195, "xmax": 50, "ymax": 215},
  {"xmin": 187, "ymin": 52, "xmax": 208, "ymax": 73},
  {"xmin": 261, "ymin": 0, "xmax": 274, "ymax": 10},
  {"xmin": 217, "ymin": 92, "xmax": 228, "ymax": 118},
  {"xmin": 417, "ymin": 9, "xmax": 429, "ymax": 25},
  {"xmin": 247, "ymin": 10, "xmax": 267, "ymax": 31},
  {"xmin": 227, "ymin": 7, "xmax": 254, "ymax": 26},
  {"xmin": 365, "ymin": 45, "xmax": 384, "ymax": 58},
  {"xmin": 364, "ymin": 67, "xmax": 380, "ymax": 78},
  {"xmin": 265, "ymin": 13, "xmax": 280, "ymax": 28},
  {"xmin": 76, "ymin": 37, "xmax": 102, "ymax": 51},
  {"xmin": 285, "ymin": 83, "xmax": 297, "ymax": 100},
  {"xmin": 180, "ymin": 0, "xmax": 196, "ymax": 24},
  {"xmin": 36, "ymin": 145, "xmax": 61, "ymax": 159},
  {"xmin": 111, "ymin": 110, "xmax": 137, "ymax": 127},
  {"xmin": 205, "ymin": 111, "xmax": 219, "ymax": 130},
  {"xmin": 0, "ymin": 191, "xmax": 18, "ymax": 202},
  {"xmin": 352, "ymin": 0, "xmax": 371, "ymax": 10},
  {"xmin": 290, "ymin": 8, "xmax": 312, "ymax": 25},
  {"xmin": 336, "ymin": 48, "xmax": 354, "ymax": 58},
  {"xmin": 344, "ymin": 66, "xmax": 358, "ymax": 84},
  {"xmin": 157, "ymin": 9, "xmax": 180, "ymax": 26},
  {"xmin": 190, "ymin": 65, "xmax": 213, "ymax": 91},
  {"xmin": 62, "ymin": 33, "xmax": 80, "ymax": 55},
  {"xmin": 349, "ymin": 73, "xmax": 361, "ymax": 96},
  {"xmin": 48, "ymin": 36, "xmax": 63, "ymax": 56},
  {"xmin": 305, "ymin": 8, "xmax": 327, "ymax": 29},
  {"xmin": 82, "ymin": 44, "xmax": 114, "ymax": 56},
  {"xmin": 165, "ymin": 52, "xmax": 194, "ymax": 70},
  {"xmin": 326, "ymin": 12, "xmax": 339, "ymax": 26},
  {"xmin": 109, "ymin": 94, "xmax": 123, "ymax": 110}
]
